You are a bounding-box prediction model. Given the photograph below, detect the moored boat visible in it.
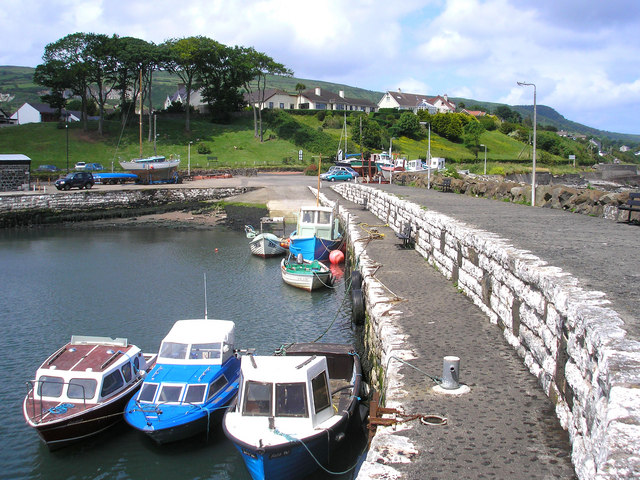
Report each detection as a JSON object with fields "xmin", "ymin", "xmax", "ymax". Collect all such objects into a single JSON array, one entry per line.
[
  {"xmin": 245, "ymin": 217, "xmax": 288, "ymax": 258},
  {"xmin": 23, "ymin": 335, "xmax": 157, "ymax": 450},
  {"xmin": 288, "ymin": 206, "xmax": 342, "ymax": 262},
  {"xmin": 223, "ymin": 343, "xmax": 363, "ymax": 480},
  {"xmin": 123, "ymin": 319, "xmax": 240, "ymax": 444},
  {"xmin": 280, "ymin": 255, "xmax": 333, "ymax": 291}
]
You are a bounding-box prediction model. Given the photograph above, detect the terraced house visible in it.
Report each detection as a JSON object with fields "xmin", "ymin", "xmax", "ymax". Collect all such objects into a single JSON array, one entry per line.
[{"xmin": 377, "ymin": 89, "xmax": 457, "ymax": 114}]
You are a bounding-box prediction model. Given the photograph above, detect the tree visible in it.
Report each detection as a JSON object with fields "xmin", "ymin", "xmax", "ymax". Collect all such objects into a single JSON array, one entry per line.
[
  {"xmin": 295, "ymin": 82, "xmax": 306, "ymax": 108},
  {"xmin": 163, "ymin": 36, "xmax": 209, "ymax": 132},
  {"xmin": 33, "ymin": 60, "xmax": 71, "ymax": 117},
  {"xmin": 198, "ymin": 42, "xmax": 249, "ymax": 122},
  {"xmin": 494, "ymin": 105, "xmax": 522, "ymax": 123},
  {"xmin": 38, "ymin": 33, "xmax": 92, "ymax": 131},
  {"xmin": 351, "ymin": 115, "xmax": 385, "ymax": 150},
  {"xmin": 240, "ymin": 47, "xmax": 292, "ymax": 141},
  {"xmin": 394, "ymin": 111, "xmax": 422, "ymax": 139},
  {"xmin": 84, "ymin": 33, "xmax": 119, "ymax": 135},
  {"xmin": 463, "ymin": 121, "xmax": 486, "ymax": 159}
]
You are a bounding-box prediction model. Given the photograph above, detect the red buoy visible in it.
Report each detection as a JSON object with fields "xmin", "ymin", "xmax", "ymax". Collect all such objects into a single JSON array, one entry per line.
[{"xmin": 329, "ymin": 250, "xmax": 344, "ymax": 264}]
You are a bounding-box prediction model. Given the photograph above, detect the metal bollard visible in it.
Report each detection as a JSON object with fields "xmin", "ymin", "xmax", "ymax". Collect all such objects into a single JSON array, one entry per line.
[{"xmin": 441, "ymin": 356, "xmax": 460, "ymax": 390}]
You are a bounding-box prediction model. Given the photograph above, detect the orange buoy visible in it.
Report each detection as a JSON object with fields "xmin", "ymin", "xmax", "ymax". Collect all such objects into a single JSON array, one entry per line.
[{"xmin": 329, "ymin": 250, "xmax": 344, "ymax": 264}]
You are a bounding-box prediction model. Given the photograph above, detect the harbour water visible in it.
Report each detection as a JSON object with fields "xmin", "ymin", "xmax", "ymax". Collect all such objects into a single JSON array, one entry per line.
[{"xmin": 0, "ymin": 225, "xmax": 362, "ymax": 480}]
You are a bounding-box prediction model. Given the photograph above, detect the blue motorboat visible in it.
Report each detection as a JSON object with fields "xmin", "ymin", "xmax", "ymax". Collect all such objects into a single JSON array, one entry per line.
[
  {"xmin": 124, "ymin": 319, "xmax": 240, "ymax": 444},
  {"xmin": 288, "ymin": 206, "xmax": 343, "ymax": 261},
  {"xmin": 223, "ymin": 343, "xmax": 363, "ymax": 480}
]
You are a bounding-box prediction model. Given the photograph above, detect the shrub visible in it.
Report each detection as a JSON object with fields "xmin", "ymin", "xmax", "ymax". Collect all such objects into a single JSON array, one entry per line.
[
  {"xmin": 197, "ymin": 142, "xmax": 211, "ymax": 154},
  {"xmin": 304, "ymin": 163, "xmax": 319, "ymax": 176}
]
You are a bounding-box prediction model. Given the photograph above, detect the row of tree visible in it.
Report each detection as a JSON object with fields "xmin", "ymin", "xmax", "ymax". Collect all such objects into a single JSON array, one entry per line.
[{"xmin": 34, "ymin": 33, "xmax": 291, "ymax": 141}]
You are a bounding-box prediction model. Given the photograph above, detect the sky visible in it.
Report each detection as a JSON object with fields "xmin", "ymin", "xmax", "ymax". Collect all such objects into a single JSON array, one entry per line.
[{"xmin": 1, "ymin": 0, "xmax": 639, "ymax": 135}]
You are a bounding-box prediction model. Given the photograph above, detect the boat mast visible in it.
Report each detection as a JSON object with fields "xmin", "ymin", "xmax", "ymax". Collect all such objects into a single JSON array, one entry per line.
[
  {"xmin": 139, "ymin": 69, "xmax": 143, "ymax": 159},
  {"xmin": 344, "ymin": 113, "xmax": 347, "ymax": 158}
]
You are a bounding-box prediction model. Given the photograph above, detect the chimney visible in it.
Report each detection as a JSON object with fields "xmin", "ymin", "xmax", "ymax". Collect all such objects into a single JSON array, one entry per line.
[
  {"xmin": 398, "ymin": 88, "xmax": 402, "ymax": 93},
  {"xmin": 339, "ymin": 90, "xmax": 345, "ymax": 98},
  {"xmin": 315, "ymin": 87, "xmax": 321, "ymax": 96},
  {"xmin": 444, "ymin": 94, "xmax": 448, "ymax": 101}
]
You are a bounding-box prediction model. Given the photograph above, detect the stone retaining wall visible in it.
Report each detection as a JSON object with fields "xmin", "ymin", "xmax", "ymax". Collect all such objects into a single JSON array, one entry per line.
[
  {"xmin": 0, "ymin": 187, "xmax": 252, "ymax": 226},
  {"xmin": 332, "ymin": 183, "xmax": 640, "ymax": 480}
]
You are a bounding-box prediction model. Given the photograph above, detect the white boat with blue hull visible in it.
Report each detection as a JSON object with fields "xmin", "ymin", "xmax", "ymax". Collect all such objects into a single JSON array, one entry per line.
[
  {"xmin": 288, "ymin": 206, "xmax": 342, "ymax": 262},
  {"xmin": 124, "ymin": 319, "xmax": 240, "ymax": 444},
  {"xmin": 223, "ymin": 343, "xmax": 363, "ymax": 480}
]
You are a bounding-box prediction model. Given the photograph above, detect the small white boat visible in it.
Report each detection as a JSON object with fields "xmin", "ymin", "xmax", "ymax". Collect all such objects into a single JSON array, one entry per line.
[
  {"xmin": 280, "ymin": 255, "xmax": 333, "ymax": 291},
  {"xmin": 119, "ymin": 156, "xmax": 180, "ymax": 184},
  {"xmin": 245, "ymin": 217, "xmax": 288, "ymax": 258},
  {"xmin": 223, "ymin": 343, "xmax": 364, "ymax": 480}
]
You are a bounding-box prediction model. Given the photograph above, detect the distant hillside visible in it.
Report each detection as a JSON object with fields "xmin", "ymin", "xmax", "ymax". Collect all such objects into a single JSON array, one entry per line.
[{"xmin": 1, "ymin": 65, "xmax": 637, "ymax": 145}]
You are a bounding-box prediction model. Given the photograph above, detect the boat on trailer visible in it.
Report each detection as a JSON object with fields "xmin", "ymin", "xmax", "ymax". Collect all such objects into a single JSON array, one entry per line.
[
  {"xmin": 124, "ymin": 319, "xmax": 240, "ymax": 444},
  {"xmin": 23, "ymin": 335, "xmax": 156, "ymax": 450},
  {"xmin": 223, "ymin": 343, "xmax": 363, "ymax": 480}
]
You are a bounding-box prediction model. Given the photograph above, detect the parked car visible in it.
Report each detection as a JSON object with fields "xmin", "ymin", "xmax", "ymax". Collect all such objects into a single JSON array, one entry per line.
[
  {"xmin": 55, "ymin": 172, "xmax": 94, "ymax": 190},
  {"xmin": 74, "ymin": 162, "xmax": 87, "ymax": 170},
  {"xmin": 36, "ymin": 165, "xmax": 59, "ymax": 172},
  {"xmin": 320, "ymin": 166, "xmax": 360, "ymax": 182},
  {"xmin": 84, "ymin": 163, "xmax": 104, "ymax": 171}
]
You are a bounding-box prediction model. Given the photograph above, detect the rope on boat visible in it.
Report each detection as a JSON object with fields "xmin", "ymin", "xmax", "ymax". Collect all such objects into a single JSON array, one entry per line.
[{"xmin": 273, "ymin": 427, "xmax": 367, "ymax": 476}]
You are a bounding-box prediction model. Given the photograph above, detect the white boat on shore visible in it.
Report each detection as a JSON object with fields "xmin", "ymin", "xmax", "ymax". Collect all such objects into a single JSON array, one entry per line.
[
  {"xmin": 119, "ymin": 156, "xmax": 180, "ymax": 184},
  {"xmin": 245, "ymin": 217, "xmax": 288, "ymax": 258}
]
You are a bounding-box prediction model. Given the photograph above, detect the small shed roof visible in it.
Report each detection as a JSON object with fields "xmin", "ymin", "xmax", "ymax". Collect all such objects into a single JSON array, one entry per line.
[{"xmin": 0, "ymin": 154, "xmax": 31, "ymax": 163}]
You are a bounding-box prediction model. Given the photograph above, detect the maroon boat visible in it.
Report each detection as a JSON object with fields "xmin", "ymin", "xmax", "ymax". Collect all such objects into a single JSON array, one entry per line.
[{"xmin": 23, "ymin": 335, "xmax": 157, "ymax": 449}]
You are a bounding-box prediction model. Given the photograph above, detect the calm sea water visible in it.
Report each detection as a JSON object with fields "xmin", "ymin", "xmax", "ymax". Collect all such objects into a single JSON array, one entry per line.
[{"xmin": 0, "ymin": 226, "xmax": 361, "ymax": 480}]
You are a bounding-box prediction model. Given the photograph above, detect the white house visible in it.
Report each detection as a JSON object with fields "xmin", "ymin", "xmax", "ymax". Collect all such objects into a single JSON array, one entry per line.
[
  {"xmin": 164, "ymin": 85, "xmax": 206, "ymax": 113},
  {"xmin": 297, "ymin": 87, "xmax": 377, "ymax": 113},
  {"xmin": 10, "ymin": 103, "xmax": 79, "ymax": 125},
  {"xmin": 244, "ymin": 88, "xmax": 297, "ymax": 110},
  {"xmin": 377, "ymin": 89, "xmax": 456, "ymax": 114}
]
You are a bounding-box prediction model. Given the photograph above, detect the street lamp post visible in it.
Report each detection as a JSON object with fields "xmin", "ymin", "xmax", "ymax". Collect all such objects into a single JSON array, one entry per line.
[
  {"xmin": 517, "ymin": 81, "xmax": 537, "ymax": 206},
  {"xmin": 480, "ymin": 144, "xmax": 487, "ymax": 175},
  {"xmin": 65, "ymin": 119, "xmax": 69, "ymax": 173},
  {"xmin": 188, "ymin": 141, "xmax": 193, "ymax": 176}
]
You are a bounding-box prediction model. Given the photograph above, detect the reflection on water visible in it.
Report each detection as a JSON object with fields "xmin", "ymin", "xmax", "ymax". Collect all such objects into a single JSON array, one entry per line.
[{"xmin": 0, "ymin": 226, "xmax": 359, "ymax": 480}]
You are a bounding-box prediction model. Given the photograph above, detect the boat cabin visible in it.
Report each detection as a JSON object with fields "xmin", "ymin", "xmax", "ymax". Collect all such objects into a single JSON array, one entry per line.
[
  {"xmin": 135, "ymin": 319, "xmax": 236, "ymax": 406},
  {"xmin": 239, "ymin": 355, "xmax": 335, "ymax": 429},
  {"xmin": 31, "ymin": 336, "xmax": 148, "ymax": 405},
  {"xmin": 296, "ymin": 206, "xmax": 339, "ymax": 240},
  {"xmin": 155, "ymin": 319, "xmax": 235, "ymax": 365}
]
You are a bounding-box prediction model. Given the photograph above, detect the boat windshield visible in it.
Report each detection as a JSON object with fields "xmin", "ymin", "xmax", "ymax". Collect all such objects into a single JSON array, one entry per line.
[
  {"xmin": 184, "ymin": 384, "xmax": 207, "ymax": 404},
  {"xmin": 159, "ymin": 342, "xmax": 188, "ymax": 360},
  {"xmin": 311, "ymin": 372, "xmax": 331, "ymax": 414},
  {"xmin": 67, "ymin": 378, "xmax": 97, "ymax": 400},
  {"xmin": 37, "ymin": 376, "xmax": 64, "ymax": 398},
  {"xmin": 242, "ymin": 381, "xmax": 272, "ymax": 416},
  {"xmin": 317, "ymin": 211, "xmax": 331, "ymax": 225},
  {"xmin": 138, "ymin": 383, "xmax": 158, "ymax": 403},
  {"xmin": 275, "ymin": 382, "xmax": 308, "ymax": 417},
  {"xmin": 189, "ymin": 343, "xmax": 221, "ymax": 360}
]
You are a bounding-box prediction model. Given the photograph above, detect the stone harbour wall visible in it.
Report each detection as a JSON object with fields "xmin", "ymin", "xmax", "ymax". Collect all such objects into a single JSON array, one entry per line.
[
  {"xmin": 0, "ymin": 187, "xmax": 251, "ymax": 226},
  {"xmin": 332, "ymin": 183, "xmax": 640, "ymax": 480}
]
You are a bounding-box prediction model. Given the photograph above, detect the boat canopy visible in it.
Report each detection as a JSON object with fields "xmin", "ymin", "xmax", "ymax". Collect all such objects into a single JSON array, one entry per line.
[
  {"xmin": 239, "ymin": 355, "xmax": 334, "ymax": 428},
  {"xmin": 297, "ymin": 206, "xmax": 335, "ymax": 238},
  {"xmin": 158, "ymin": 319, "xmax": 235, "ymax": 365}
]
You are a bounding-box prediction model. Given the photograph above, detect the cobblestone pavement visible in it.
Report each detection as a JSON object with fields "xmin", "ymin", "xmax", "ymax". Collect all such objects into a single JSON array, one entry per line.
[{"xmin": 320, "ymin": 187, "xmax": 577, "ymax": 480}]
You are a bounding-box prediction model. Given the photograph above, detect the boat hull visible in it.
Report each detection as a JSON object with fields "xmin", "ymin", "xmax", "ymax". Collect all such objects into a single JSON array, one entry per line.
[
  {"xmin": 280, "ymin": 258, "xmax": 332, "ymax": 291},
  {"xmin": 119, "ymin": 159, "xmax": 180, "ymax": 184},
  {"xmin": 23, "ymin": 380, "xmax": 143, "ymax": 450},
  {"xmin": 288, "ymin": 236, "xmax": 342, "ymax": 262},
  {"xmin": 224, "ymin": 343, "xmax": 363, "ymax": 480},
  {"xmin": 249, "ymin": 233, "xmax": 287, "ymax": 258}
]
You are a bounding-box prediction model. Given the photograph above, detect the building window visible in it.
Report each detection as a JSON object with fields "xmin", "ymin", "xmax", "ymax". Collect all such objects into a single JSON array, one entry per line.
[
  {"xmin": 279, "ymin": 103, "xmax": 285, "ymax": 109},
  {"xmin": 316, "ymin": 103, "xmax": 327, "ymax": 110},
  {"xmin": 268, "ymin": 102, "xmax": 274, "ymax": 109}
]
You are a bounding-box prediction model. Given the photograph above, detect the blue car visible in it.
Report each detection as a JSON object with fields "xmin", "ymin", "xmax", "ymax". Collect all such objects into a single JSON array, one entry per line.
[
  {"xmin": 84, "ymin": 163, "xmax": 104, "ymax": 171},
  {"xmin": 320, "ymin": 166, "xmax": 360, "ymax": 182}
]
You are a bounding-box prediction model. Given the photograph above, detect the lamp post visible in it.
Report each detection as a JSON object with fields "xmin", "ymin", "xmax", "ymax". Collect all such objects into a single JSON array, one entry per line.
[
  {"xmin": 65, "ymin": 118, "xmax": 69, "ymax": 173},
  {"xmin": 389, "ymin": 137, "xmax": 395, "ymax": 157},
  {"xmin": 517, "ymin": 81, "xmax": 537, "ymax": 206},
  {"xmin": 480, "ymin": 144, "xmax": 487, "ymax": 175},
  {"xmin": 188, "ymin": 141, "xmax": 193, "ymax": 176}
]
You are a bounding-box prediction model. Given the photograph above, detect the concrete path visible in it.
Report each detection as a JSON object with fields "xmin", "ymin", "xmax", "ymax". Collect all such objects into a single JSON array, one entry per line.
[{"xmin": 319, "ymin": 186, "xmax": 577, "ymax": 479}]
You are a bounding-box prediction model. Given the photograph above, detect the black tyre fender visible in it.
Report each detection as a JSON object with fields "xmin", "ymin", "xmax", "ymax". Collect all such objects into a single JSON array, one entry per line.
[
  {"xmin": 351, "ymin": 270, "xmax": 363, "ymax": 290},
  {"xmin": 351, "ymin": 288, "xmax": 365, "ymax": 325}
]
